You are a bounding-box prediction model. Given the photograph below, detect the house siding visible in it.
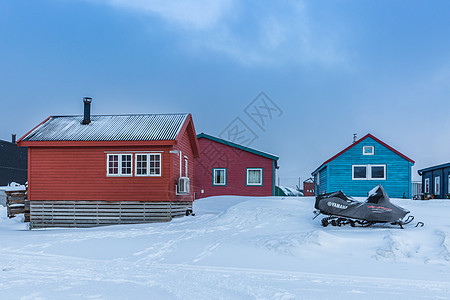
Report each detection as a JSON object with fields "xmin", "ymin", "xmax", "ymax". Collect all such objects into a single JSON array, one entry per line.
[
  {"xmin": 0, "ymin": 140, "xmax": 28, "ymax": 186},
  {"xmin": 195, "ymin": 138, "xmax": 275, "ymax": 198},
  {"xmin": 27, "ymin": 145, "xmax": 174, "ymax": 202},
  {"xmin": 173, "ymin": 122, "xmax": 196, "ymax": 202},
  {"xmin": 313, "ymin": 135, "xmax": 413, "ymax": 199},
  {"xmin": 420, "ymin": 165, "xmax": 450, "ymax": 198},
  {"xmin": 315, "ymin": 167, "xmax": 327, "ymax": 195},
  {"xmin": 328, "ymin": 138, "xmax": 411, "ymax": 198}
]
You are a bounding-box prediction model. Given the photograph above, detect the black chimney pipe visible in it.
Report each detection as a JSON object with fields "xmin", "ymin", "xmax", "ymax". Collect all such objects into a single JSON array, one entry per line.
[
  {"xmin": 12, "ymin": 134, "xmax": 16, "ymax": 144},
  {"xmin": 82, "ymin": 97, "xmax": 92, "ymax": 125}
]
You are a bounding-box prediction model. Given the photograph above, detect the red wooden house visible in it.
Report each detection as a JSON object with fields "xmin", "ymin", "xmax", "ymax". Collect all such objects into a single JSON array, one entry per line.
[
  {"xmin": 17, "ymin": 98, "xmax": 199, "ymax": 228},
  {"xmin": 194, "ymin": 133, "xmax": 278, "ymax": 198},
  {"xmin": 303, "ymin": 178, "xmax": 315, "ymax": 196}
]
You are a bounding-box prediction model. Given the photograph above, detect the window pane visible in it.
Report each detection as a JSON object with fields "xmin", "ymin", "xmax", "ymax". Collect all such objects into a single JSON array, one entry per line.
[
  {"xmin": 371, "ymin": 166, "xmax": 385, "ymax": 179},
  {"xmin": 363, "ymin": 146, "xmax": 373, "ymax": 154},
  {"xmin": 136, "ymin": 155, "xmax": 147, "ymax": 175},
  {"xmin": 248, "ymin": 169, "xmax": 262, "ymax": 184},
  {"xmin": 214, "ymin": 169, "xmax": 225, "ymax": 185},
  {"xmin": 435, "ymin": 177, "xmax": 440, "ymax": 195},
  {"xmin": 149, "ymin": 154, "xmax": 161, "ymax": 175},
  {"xmin": 353, "ymin": 166, "xmax": 366, "ymax": 179},
  {"xmin": 108, "ymin": 155, "xmax": 119, "ymax": 174},
  {"xmin": 121, "ymin": 155, "xmax": 132, "ymax": 175}
]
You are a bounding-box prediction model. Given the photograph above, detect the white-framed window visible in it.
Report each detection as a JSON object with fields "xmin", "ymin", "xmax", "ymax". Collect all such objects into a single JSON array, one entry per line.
[
  {"xmin": 363, "ymin": 146, "xmax": 374, "ymax": 155},
  {"xmin": 425, "ymin": 178, "xmax": 430, "ymax": 193},
  {"xmin": 136, "ymin": 154, "xmax": 148, "ymax": 176},
  {"xmin": 435, "ymin": 176, "xmax": 440, "ymax": 195},
  {"xmin": 370, "ymin": 165, "xmax": 386, "ymax": 179},
  {"xmin": 352, "ymin": 165, "xmax": 367, "ymax": 180},
  {"xmin": 448, "ymin": 175, "xmax": 450, "ymax": 194},
  {"xmin": 352, "ymin": 164, "xmax": 386, "ymax": 180},
  {"xmin": 107, "ymin": 154, "xmax": 133, "ymax": 176},
  {"xmin": 184, "ymin": 157, "xmax": 188, "ymax": 177},
  {"xmin": 213, "ymin": 168, "xmax": 226, "ymax": 186},
  {"xmin": 317, "ymin": 171, "xmax": 320, "ymax": 185},
  {"xmin": 135, "ymin": 153, "xmax": 161, "ymax": 176},
  {"xmin": 247, "ymin": 168, "xmax": 263, "ymax": 186}
]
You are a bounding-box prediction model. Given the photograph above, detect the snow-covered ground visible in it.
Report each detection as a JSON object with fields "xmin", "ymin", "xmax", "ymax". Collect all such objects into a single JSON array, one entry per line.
[{"xmin": 1, "ymin": 196, "xmax": 450, "ymax": 299}]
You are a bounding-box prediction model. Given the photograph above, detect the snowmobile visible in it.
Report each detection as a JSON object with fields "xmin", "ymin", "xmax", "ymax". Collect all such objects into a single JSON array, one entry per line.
[{"xmin": 313, "ymin": 185, "xmax": 424, "ymax": 229}]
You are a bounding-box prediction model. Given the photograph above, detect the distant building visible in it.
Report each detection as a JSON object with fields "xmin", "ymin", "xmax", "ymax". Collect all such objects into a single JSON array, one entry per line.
[
  {"xmin": 0, "ymin": 135, "xmax": 27, "ymax": 186},
  {"xmin": 195, "ymin": 133, "xmax": 278, "ymax": 198},
  {"xmin": 418, "ymin": 163, "xmax": 450, "ymax": 199},
  {"xmin": 303, "ymin": 178, "xmax": 315, "ymax": 196},
  {"xmin": 311, "ymin": 134, "xmax": 414, "ymax": 198},
  {"xmin": 274, "ymin": 186, "xmax": 302, "ymax": 197}
]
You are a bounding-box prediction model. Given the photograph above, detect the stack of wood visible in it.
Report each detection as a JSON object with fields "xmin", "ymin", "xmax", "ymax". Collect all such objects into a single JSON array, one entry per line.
[{"xmin": 6, "ymin": 190, "xmax": 29, "ymax": 222}]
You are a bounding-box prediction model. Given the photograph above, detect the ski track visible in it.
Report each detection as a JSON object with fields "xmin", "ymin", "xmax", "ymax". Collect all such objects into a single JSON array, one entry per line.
[{"xmin": 2, "ymin": 251, "xmax": 450, "ymax": 300}]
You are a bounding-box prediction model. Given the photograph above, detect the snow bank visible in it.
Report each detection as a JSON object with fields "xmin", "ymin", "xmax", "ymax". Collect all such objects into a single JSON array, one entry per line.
[{"xmin": 1, "ymin": 196, "xmax": 450, "ymax": 299}]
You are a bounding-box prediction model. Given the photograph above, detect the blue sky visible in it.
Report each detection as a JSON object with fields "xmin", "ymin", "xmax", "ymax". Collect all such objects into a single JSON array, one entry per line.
[{"xmin": 1, "ymin": 0, "xmax": 449, "ymax": 185}]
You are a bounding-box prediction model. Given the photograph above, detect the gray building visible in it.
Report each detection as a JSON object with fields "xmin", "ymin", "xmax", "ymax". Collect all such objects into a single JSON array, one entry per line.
[
  {"xmin": 0, "ymin": 135, "xmax": 28, "ymax": 186},
  {"xmin": 418, "ymin": 163, "xmax": 450, "ymax": 199}
]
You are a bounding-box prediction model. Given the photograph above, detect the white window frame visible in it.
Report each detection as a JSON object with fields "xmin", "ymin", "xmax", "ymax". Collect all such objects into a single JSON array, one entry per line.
[
  {"xmin": 425, "ymin": 178, "xmax": 430, "ymax": 193},
  {"xmin": 184, "ymin": 157, "xmax": 188, "ymax": 177},
  {"xmin": 213, "ymin": 168, "xmax": 227, "ymax": 186},
  {"xmin": 352, "ymin": 164, "xmax": 386, "ymax": 180},
  {"xmin": 435, "ymin": 176, "xmax": 440, "ymax": 195},
  {"xmin": 370, "ymin": 165, "xmax": 386, "ymax": 180},
  {"xmin": 352, "ymin": 165, "xmax": 368, "ymax": 180},
  {"xmin": 363, "ymin": 146, "xmax": 374, "ymax": 155},
  {"xmin": 135, "ymin": 154, "xmax": 149, "ymax": 176},
  {"xmin": 246, "ymin": 168, "xmax": 263, "ymax": 186},
  {"xmin": 448, "ymin": 175, "xmax": 450, "ymax": 194},
  {"xmin": 107, "ymin": 154, "xmax": 133, "ymax": 177},
  {"xmin": 134, "ymin": 153, "xmax": 162, "ymax": 177}
]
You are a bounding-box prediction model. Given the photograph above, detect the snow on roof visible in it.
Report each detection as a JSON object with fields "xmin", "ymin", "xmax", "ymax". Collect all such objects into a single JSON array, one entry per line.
[
  {"xmin": 20, "ymin": 114, "xmax": 188, "ymax": 142},
  {"xmin": 277, "ymin": 186, "xmax": 302, "ymax": 196}
]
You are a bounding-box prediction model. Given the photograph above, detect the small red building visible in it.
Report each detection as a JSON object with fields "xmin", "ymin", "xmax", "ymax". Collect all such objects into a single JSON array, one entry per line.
[
  {"xmin": 195, "ymin": 133, "xmax": 278, "ymax": 198},
  {"xmin": 303, "ymin": 178, "xmax": 315, "ymax": 196},
  {"xmin": 18, "ymin": 99, "xmax": 199, "ymax": 228}
]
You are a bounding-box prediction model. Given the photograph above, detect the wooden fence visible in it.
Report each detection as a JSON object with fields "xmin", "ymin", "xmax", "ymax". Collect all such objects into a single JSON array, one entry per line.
[
  {"xmin": 6, "ymin": 190, "xmax": 29, "ymax": 222},
  {"xmin": 30, "ymin": 201, "xmax": 193, "ymax": 229}
]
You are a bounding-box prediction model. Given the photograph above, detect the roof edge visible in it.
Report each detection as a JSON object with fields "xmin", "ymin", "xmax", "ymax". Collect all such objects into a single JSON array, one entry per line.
[
  {"xmin": 418, "ymin": 162, "xmax": 450, "ymax": 175},
  {"xmin": 17, "ymin": 116, "xmax": 52, "ymax": 145},
  {"xmin": 197, "ymin": 133, "xmax": 279, "ymax": 161},
  {"xmin": 311, "ymin": 133, "xmax": 415, "ymax": 175}
]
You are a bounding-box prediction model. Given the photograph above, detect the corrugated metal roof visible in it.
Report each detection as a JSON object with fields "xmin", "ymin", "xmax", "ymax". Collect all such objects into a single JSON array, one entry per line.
[{"xmin": 22, "ymin": 114, "xmax": 188, "ymax": 141}]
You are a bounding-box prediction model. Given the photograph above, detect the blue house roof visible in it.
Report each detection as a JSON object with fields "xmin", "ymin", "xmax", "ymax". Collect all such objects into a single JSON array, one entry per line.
[{"xmin": 418, "ymin": 163, "xmax": 450, "ymax": 175}]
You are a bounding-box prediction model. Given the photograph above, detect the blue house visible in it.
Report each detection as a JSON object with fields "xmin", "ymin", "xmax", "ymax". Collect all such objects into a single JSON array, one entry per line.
[
  {"xmin": 418, "ymin": 163, "xmax": 450, "ymax": 199},
  {"xmin": 311, "ymin": 134, "xmax": 415, "ymax": 198}
]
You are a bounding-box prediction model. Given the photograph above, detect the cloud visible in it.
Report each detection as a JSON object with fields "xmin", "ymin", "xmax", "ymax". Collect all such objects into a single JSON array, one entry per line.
[
  {"xmin": 95, "ymin": 0, "xmax": 234, "ymax": 30},
  {"xmin": 93, "ymin": 0, "xmax": 346, "ymax": 66}
]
